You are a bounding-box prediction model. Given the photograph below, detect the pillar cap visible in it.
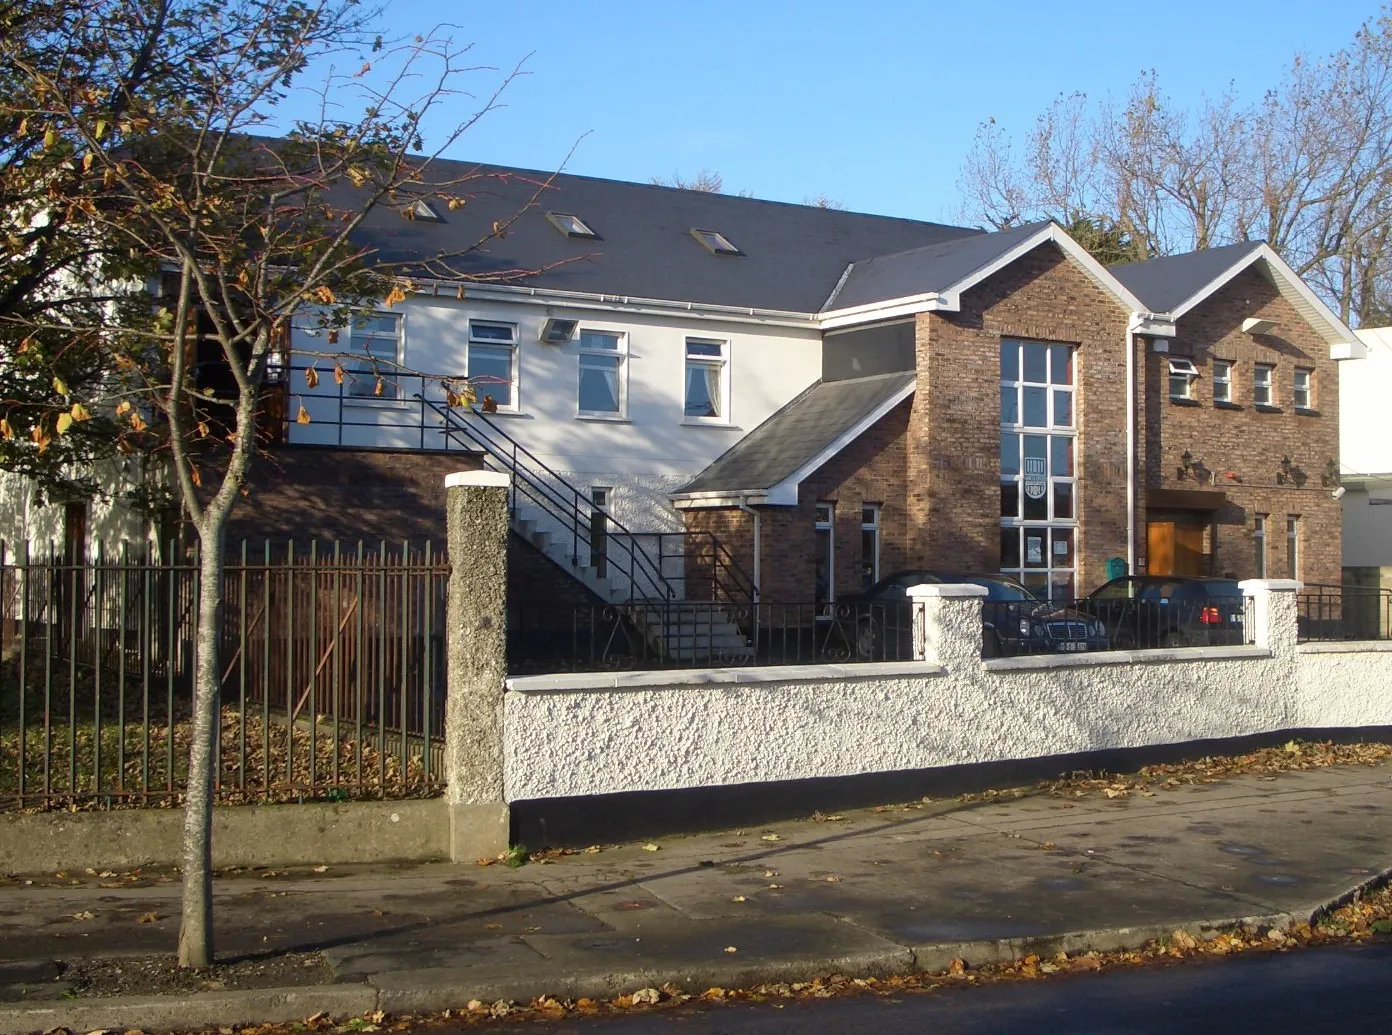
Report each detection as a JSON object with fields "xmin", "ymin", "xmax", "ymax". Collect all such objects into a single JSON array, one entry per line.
[
  {"xmin": 446, "ymin": 470, "xmax": 510, "ymax": 489},
  {"xmin": 1237, "ymin": 578, "xmax": 1302, "ymax": 592},
  {"xmin": 907, "ymin": 583, "xmax": 990, "ymax": 599}
]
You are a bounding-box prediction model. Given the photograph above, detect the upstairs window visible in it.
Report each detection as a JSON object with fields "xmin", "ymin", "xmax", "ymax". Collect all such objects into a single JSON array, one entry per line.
[
  {"xmin": 1168, "ymin": 358, "xmax": 1199, "ymax": 400},
  {"xmin": 347, "ymin": 313, "xmax": 403, "ymax": 398},
  {"xmin": 468, "ymin": 321, "xmax": 518, "ymax": 410},
  {"xmin": 684, "ymin": 338, "xmax": 728, "ymax": 421},
  {"xmin": 577, "ymin": 330, "xmax": 625, "ymax": 417},
  {"xmin": 1294, "ymin": 368, "xmax": 1313, "ymax": 410},
  {"xmin": 1254, "ymin": 364, "xmax": 1275, "ymax": 407},
  {"xmin": 1212, "ymin": 360, "xmax": 1233, "ymax": 403},
  {"xmin": 690, "ymin": 228, "xmax": 742, "ymax": 255}
]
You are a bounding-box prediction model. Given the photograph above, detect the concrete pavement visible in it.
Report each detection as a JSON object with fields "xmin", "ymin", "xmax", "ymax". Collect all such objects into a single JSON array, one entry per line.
[{"xmin": 0, "ymin": 761, "xmax": 1390, "ymax": 1031}]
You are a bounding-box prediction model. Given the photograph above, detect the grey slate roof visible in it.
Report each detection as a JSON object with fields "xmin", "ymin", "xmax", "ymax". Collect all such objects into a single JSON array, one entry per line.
[
  {"xmin": 1109, "ymin": 241, "xmax": 1265, "ymax": 313},
  {"xmin": 824, "ymin": 221, "xmax": 1054, "ymax": 311},
  {"xmin": 679, "ymin": 372, "xmax": 915, "ymax": 496},
  {"xmin": 344, "ymin": 158, "xmax": 983, "ymax": 313}
]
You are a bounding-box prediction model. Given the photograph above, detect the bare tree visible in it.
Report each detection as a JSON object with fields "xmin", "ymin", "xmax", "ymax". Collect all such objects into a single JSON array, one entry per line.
[
  {"xmin": 956, "ymin": 5, "xmax": 1392, "ymax": 322},
  {"xmin": 649, "ymin": 168, "xmax": 725, "ymax": 192},
  {"xmin": 2, "ymin": 0, "xmax": 565, "ymax": 967}
]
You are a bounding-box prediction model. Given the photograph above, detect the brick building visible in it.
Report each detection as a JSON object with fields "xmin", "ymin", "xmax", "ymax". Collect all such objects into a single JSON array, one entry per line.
[{"xmin": 677, "ymin": 230, "xmax": 1359, "ymax": 602}]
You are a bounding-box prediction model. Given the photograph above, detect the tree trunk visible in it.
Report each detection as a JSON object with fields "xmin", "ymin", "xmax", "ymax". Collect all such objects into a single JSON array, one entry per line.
[{"xmin": 177, "ymin": 518, "xmax": 226, "ymax": 968}]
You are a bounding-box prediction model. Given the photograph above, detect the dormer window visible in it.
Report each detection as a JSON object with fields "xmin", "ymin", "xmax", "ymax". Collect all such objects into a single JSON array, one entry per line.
[
  {"xmin": 1168, "ymin": 358, "xmax": 1199, "ymax": 400},
  {"xmin": 690, "ymin": 228, "xmax": 742, "ymax": 255},
  {"xmin": 546, "ymin": 212, "xmax": 597, "ymax": 238},
  {"xmin": 405, "ymin": 199, "xmax": 443, "ymax": 222}
]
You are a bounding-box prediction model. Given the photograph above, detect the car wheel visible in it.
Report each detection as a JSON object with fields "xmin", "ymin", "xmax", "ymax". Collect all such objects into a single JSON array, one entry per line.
[
  {"xmin": 1113, "ymin": 628, "xmax": 1137, "ymax": 650},
  {"xmin": 855, "ymin": 617, "xmax": 881, "ymax": 660},
  {"xmin": 1161, "ymin": 628, "xmax": 1194, "ymax": 648},
  {"xmin": 982, "ymin": 629, "xmax": 1003, "ymax": 659}
]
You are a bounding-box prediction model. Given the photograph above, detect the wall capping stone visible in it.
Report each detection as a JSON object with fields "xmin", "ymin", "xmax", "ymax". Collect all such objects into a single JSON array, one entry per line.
[{"xmin": 507, "ymin": 660, "xmax": 947, "ymax": 694}]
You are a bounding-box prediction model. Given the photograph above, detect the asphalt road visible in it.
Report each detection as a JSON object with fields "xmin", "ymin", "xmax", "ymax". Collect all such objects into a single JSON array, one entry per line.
[{"xmin": 461, "ymin": 942, "xmax": 1392, "ymax": 1034}]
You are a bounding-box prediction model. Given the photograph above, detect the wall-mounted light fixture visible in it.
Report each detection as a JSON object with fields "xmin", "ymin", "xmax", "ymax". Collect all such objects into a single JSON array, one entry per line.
[
  {"xmin": 1277, "ymin": 455, "xmax": 1293, "ymax": 485},
  {"xmin": 1321, "ymin": 459, "xmax": 1341, "ymax": 488},
  {"xmin": 1177, "ymin": 449, "xmax": 1194, "ymax": 480}
]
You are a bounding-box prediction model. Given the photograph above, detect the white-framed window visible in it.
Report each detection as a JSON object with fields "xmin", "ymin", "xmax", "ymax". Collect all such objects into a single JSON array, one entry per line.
[
  {"xmin": 1000, "ymin": 339, "xmax": 1077, "ymax": 600},
  {"xmin": 577, "ymin": 329, "xmax": 626, "ymax": 417},
  {"xmin": 468, "ymin": 320, "xmax": 518, "ymax": 410},
  {"xmin": 1294, "ymin": 368, "xmax": 1313, "ymax": 410},
  {"xmin": 1286, "ymin": 515, "xmax": 1300, "ymax": 579},
  {"xmin": 690, "ymin": 228, "xmax": 741, "ymax": 255},
  {"xmin": 1254, "ymin": 514, "xmax": 1267, "ymax": 578},
  {"xmin": 815, "ymin": 502, "xmax": 835, "ymax": 606},
  {"xmin": 684, "ymin": 338, "xmax": 728, "ymax": 421},
  {"xmin": 860, "ymin": 504, "xmax": 881, "ymax": 591},
  {"xmin": 1254, "ymin": 364, "xmax": 1275, "ymax": 407},
  {"xmin": 1212, "ymin": 360, "xmax": 1233, "ymax": 404},
  {"xmin": 1168, "ymin": 358, "xmax": 1199, "ymax": 400},
  {"xmin": 347, "ymin": 312, "xmax": 403, "ymax": 398}
]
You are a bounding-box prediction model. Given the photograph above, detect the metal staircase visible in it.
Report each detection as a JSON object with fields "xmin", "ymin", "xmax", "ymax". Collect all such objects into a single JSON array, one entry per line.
[{"xmin": 419, "ymin": 397, "xmax": 757, "ymax": 664}]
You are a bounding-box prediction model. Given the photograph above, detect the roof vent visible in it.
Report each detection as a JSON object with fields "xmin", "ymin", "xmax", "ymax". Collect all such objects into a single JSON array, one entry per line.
[
  {"xmin": 539, "ymin": 318, "xmax": 578, "ymax": 345},
  {"xmin": 1243, "ymin": 317, "xmax": 1277, "ymax": 335},
  {"xmin": 690, "ymin": 228, "xmax": 742, "ymax": 255},
  {"xmin": 546, "ymin": 212, "xmax": 598, "ymax": 239},
  {"xmin": 404, "ymin": 199, "xmax": 443, "ymax": 222}
]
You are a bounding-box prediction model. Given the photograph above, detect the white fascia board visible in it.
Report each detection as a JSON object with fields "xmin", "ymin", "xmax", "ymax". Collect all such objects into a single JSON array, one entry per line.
[
  {"xmin": 672, "ymin": 491, "xmax": 769, "ymax": 509},
  {"xmin": 764, "ymin": 379, "xmax": 916, "ymax": 506},
  {"xmin": 939, "ymin": 223, "xmax": 1152, "ymax": 317},
  {"xmin": 410, "ymin": 279, "xmax": 819, "ymax": 330},
  {"xmin": 1128, "ymin": 312, "xmax": 1177, "ymax": 337},
  {"xmin": 1167, "ymin": 244, "xmax": 1365, "ymax": 360},
  {"xmin": 817, "ymin": 293, "xmax": 947, "ymax": 330}
]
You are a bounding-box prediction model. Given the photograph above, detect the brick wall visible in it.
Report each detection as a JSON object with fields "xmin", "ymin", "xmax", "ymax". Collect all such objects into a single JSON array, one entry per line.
[
  {"xmin": 913, "ymin": 243, "xmax": 1132, "ymax": 591},
  {"xmin": 1143, "ymin": 267, "xmax": 1342, "ymax": 586}
]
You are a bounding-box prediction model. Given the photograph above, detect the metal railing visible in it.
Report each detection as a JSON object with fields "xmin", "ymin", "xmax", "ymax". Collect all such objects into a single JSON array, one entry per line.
[
  {"xmin": 1298, "ymin": 584, "xmax": 1392, "ymax": 642},
  {"xmin": 421, "ymin": 395, "xmax": 756, "ymax": 606},
  {"xmin": 507, "ymin": 600, "xmax": 915, "ymax": 674},
  {"xmin": 0, "ymin": 539, "xmax": 447, "ymax": 811},
  {"xmin": 981, "ymin": 594, "xmax": 1253, "ymax": 658}
]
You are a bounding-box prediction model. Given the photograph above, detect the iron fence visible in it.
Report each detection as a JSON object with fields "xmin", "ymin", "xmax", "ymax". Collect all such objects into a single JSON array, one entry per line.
[
  {"xmin": 981, "ymin": 594, "xmax": 1253, "ymax": 658},
  {"xmin": 0, "ymin": 539, "xmax": 447, "ymax": 811},
  {"xmin": 1298, "ymin": 584, "xmax": 1392, "ymax": 642},
  {"xmin": 506, "ymin": 600, "xmax": 917, "ymax": 674}
]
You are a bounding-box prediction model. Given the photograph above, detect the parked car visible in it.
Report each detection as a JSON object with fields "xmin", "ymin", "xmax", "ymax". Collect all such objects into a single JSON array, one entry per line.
[
  {"xmin": 837, "ymin": 571, "xmax": 1110, "ymax": 659},
  {"xmin": 1078, "ymin": 576, "xmax": 1247, "ymax": 649}
]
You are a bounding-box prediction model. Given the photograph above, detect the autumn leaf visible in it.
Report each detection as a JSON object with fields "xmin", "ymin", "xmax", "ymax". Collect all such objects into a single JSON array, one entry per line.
[
  {"xmin": 115, "ymin": 400, "xmax": 131, "ymax": 416},
  {"xmin": 137, "ymin": 911, "xmax": 159, "ymax": 924},
  {"xmin": 129, "ymin": 412, "xmax": 147, "ymax": 432},
  {"xmin": 94, "ymin": 119, "xmax": 107, "ymax": 140},
  {"xmin": 327, "ymin": 329, "xmax": 339, "ymax": 345},
  {"xmin": 304, "ymin": 367, "xmax": 319, "ymax": 388},
  {"xmin": 480, "ymin": 394, "xmax": 498, "ymax": 413},
  {"xmin": 383, "ymin": 285, "xmax": 407, "ymax": 308},
  {"xmin": 332, "ymin": 363, "xmax": 345, "ymax": 386},
  {"xmin": 447, "ymin": 197, "xmax": 465, "ymax": 210},
  {"xmin": 197, "ymin": 421, "xmax": 210, "ymax": 438},
  {"xmin": 297, "ymin": 404, "xmax": 311, "ymax": 424},
  {"xmin": 53, "ymin": 376, "xmax": 68, "ymax": 396},
  {"xmin": 189, "ymin": 465, "xmax": 201, "ymax": 487},
  {"xmin": 312, "ymin": 286, "xmax": 336, "ymax": 304},
  {"xmin": 70, "ymin": 402, "xmax": 91, "ymax": 422},
  {"xmin": 55, "ymin": 412, "xmax": 73, "ymax": 436},
  {"xmin": 0, "ymin": 418, "xmax": 11, "ymax": 440}
]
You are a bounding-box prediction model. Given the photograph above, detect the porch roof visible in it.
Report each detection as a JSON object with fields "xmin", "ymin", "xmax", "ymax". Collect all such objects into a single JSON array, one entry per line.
[{"xmin": 674, "ymin": 371, "xmax": 915, "ymax": 506}]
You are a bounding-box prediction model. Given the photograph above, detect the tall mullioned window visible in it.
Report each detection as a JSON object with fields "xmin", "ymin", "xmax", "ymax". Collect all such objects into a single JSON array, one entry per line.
[{"xmin": 1000, "ymin": 340, "xmax": 1077, "ymax": 600}]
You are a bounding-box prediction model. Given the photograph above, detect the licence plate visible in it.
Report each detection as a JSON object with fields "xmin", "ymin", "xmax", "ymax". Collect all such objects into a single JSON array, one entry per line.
[
  {"xmin": 1229, "ymin": 614, "xmax": 1241, "ymax": 623},
  {"xmin": 1059, "ymin": 642, "xmax": 1089, "ymax": 652}
]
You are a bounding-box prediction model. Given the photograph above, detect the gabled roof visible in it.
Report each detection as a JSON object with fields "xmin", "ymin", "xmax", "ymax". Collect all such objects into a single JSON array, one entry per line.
[
  {"xmin": 817, "ymin": 220, "xmax": 1153, "ymax": 328},
  {"xmin": 343, "ymin": 157, "xmax": 982, "ymax": 313},
  {"xmin": 824, "ymin": 221, "xmax": 1054, "ymax": 310},
  {"xmin": 1111, "ymin": 242, "xmax": 1364, "ymax": 359},
  {"xmin": 1110, "ymin": 242, "xmax": 1264, "ymax": 314},
  {"xmin": 675, "ymin": 372, "xmax": 915, "ymax": 505}
]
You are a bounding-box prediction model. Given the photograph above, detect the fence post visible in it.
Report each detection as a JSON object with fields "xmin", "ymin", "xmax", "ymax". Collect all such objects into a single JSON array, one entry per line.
[
  {"xmin": 1238, "ymin": 578, "xmax": 1301, "ymax": 655},
  {"xmin": 443, "ymin": 470, "xmax": 511, "ymax": 862},
  {"xmin": 909, "ymin": 583, "xmax": 987, "ymax": 667}
]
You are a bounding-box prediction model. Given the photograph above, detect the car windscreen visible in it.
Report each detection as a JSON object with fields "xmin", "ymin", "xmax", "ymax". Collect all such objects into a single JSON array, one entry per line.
[{"xmin": 963, "ymin": 578, "xmax": 1036, "ymax": 602}]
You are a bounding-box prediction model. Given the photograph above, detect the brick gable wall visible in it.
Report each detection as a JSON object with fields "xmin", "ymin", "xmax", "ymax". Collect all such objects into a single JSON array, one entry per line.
[{"xmin": 1144, "ymin": 267, "xmax": 1341, "ymax": 585}]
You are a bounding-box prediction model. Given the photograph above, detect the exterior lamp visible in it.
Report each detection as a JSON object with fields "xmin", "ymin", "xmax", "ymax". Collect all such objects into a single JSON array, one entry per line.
[
  {"xmin": 1277, "ymin": 455, "xmax": 1292, "ymax": 485},
  {"xmin": 1177, "ymin": 450, "xmax": 1194, "ymax": 480}
]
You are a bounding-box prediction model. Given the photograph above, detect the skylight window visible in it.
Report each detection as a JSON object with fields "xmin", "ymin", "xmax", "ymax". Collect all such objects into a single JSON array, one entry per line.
[
  {"xmin": 405, "ymin": 199, "xmax": 443, "ymax": 222},
  {"xmin": 546, "ymin": 212, "xmax": 598, "ymax": 238},
  {"xmin": 690, "ymin": 228, "xmax": 742, "ymax": 255}
]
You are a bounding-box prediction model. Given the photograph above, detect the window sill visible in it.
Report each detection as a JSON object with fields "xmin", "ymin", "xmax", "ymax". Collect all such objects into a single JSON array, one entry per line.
[
  {"xmin": 681, "ymin": 419, "xmax": 739, "ymax": 429},
  {"xmin": 1213, "ymin": 400, "xmax": 1242, "ymax": 410},
  {"xmin": 1168, "ymin": 397, "xmax": 1202, "ymax": 407},
  {"xmin": 576, "ymin": 413, "xmax": 632, "ymax": 424},
  {"xmin": 1295, "ymin": 406, "xmax": 1319, "ymax": 417},
  {"xmin": 1254, "ymin": 404, "xmax": 1283, "ymax": 414},
  {"xmin": 475, "ymin": 408, "xmax": 533, "ymax": 420}
]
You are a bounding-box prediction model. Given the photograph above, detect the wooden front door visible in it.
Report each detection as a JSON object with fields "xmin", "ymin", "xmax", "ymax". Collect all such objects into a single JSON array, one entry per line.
[{"xmin": 1147, "ymin": 518, "xmax": 1208, "ymax": 576}]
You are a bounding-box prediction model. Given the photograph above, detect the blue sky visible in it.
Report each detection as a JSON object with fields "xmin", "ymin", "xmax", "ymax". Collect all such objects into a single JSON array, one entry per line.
[{"xmin": 281, "ymin": 0, "xmax": 1379, "ymax": 226}]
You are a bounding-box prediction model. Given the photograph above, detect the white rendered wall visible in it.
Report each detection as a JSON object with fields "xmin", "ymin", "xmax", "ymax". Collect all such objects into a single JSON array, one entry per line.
[
  {"xmin": 1343, "ymin": 328, "xmax": 1392, "ymax": 481},
  {"xmin": 284, "ymin": 296, "xmax": 823, "ymax": 540},
  {"xmin": 0, "ymin": 463, "xmax": 154, "ymax": 560},
  {"xmin": 1342, "ymin": 489, "xmax": 1392, "ymax": 568},
  {"xmin": 502, "ymin": 584, "xmax": 1392, "ymax": 802}
]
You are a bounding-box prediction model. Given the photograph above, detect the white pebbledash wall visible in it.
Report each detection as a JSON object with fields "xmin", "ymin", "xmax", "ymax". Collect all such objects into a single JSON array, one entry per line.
[{"xmin": 502, "ymin": 581, "xmax": 1392, "ymax": 802}]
